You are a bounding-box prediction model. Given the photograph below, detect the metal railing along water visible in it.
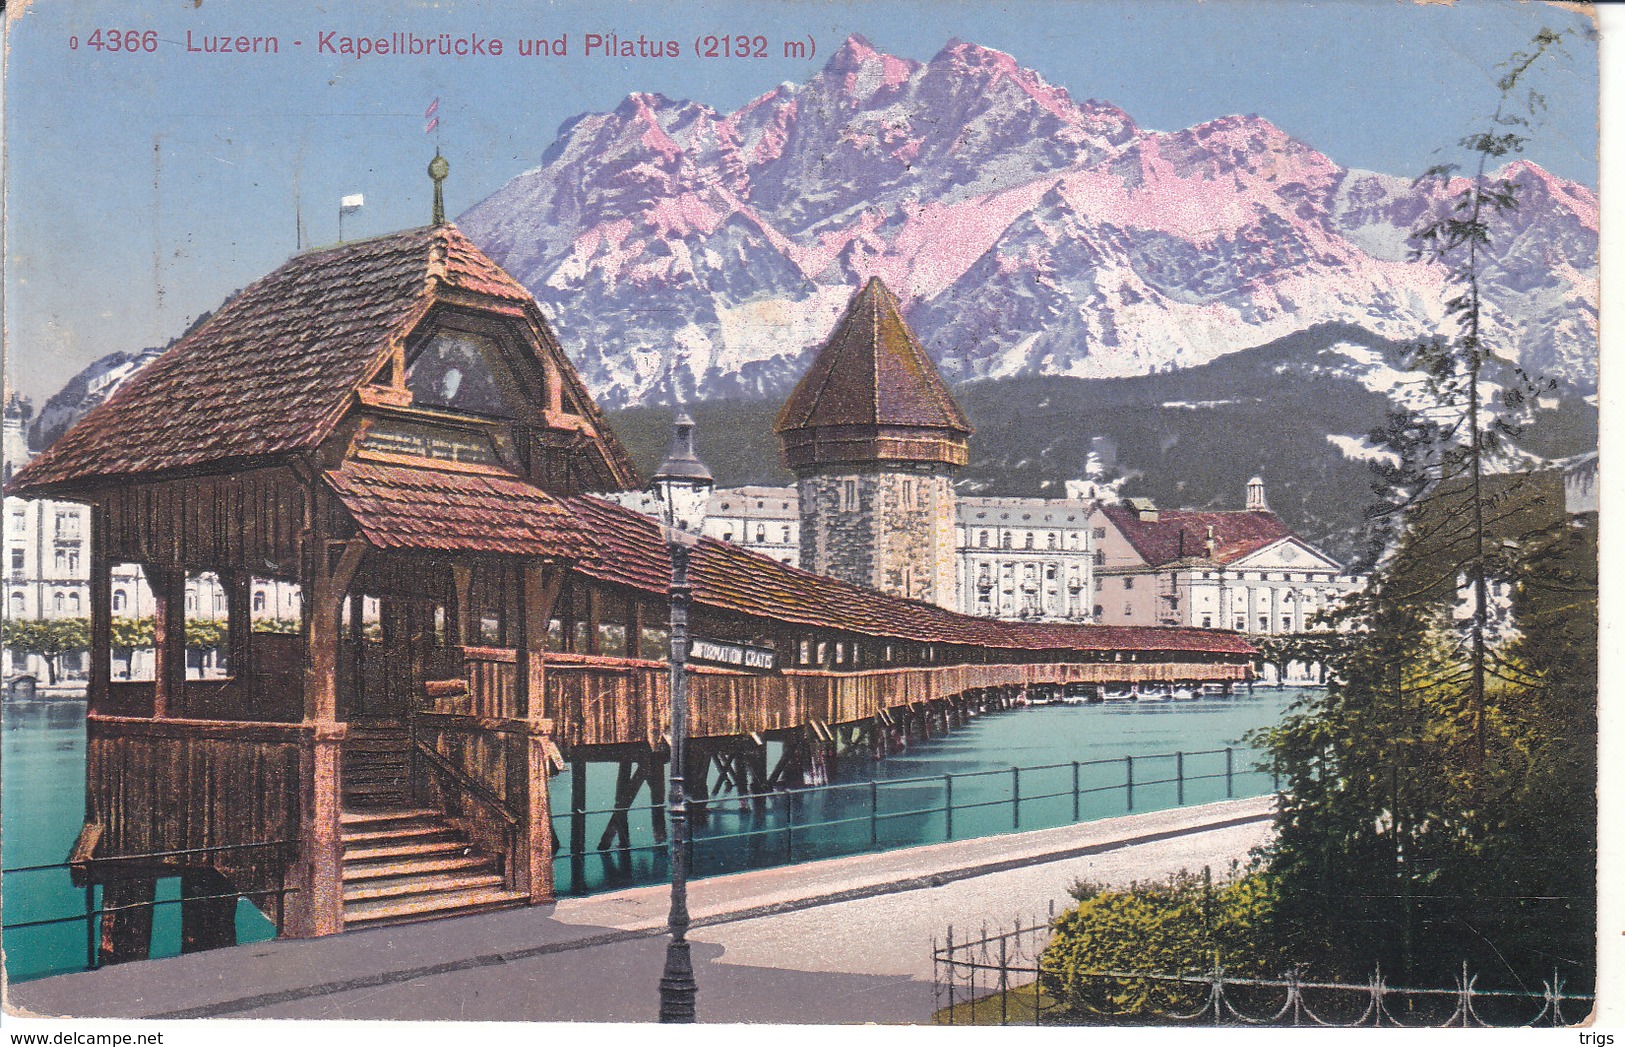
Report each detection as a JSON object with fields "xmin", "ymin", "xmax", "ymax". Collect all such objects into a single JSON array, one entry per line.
[
  {"xmin": 2, "ymin": 839, "xmax": 297, "ymax": 979},
  {"xmin": 554, "ymin": 746, "xmax": 1275, "ymax": 895}
]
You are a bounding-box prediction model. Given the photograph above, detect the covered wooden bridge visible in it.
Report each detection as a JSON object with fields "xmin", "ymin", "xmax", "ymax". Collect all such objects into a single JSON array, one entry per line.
[{"xmin": 8, "ymin": 218, "xmax": 1253, "ymax": 962}]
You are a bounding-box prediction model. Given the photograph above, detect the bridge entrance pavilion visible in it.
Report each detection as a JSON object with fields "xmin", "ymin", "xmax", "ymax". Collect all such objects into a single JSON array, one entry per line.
[{"xmin": 8, "ymin": 217, "xmax": 1254, "ymax": 965}]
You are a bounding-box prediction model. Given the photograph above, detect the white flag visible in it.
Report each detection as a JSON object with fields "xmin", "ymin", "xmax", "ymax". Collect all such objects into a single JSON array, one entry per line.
[{"xmin": 340, "ymin": 194, "xmax": 365, "ymax": 213}]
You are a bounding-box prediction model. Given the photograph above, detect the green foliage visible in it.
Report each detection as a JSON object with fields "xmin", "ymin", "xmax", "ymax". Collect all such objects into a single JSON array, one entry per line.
[
  {"xmin": 1040, "ymin": 868, "xmax": 1283, "ymax": 1019},
  {"xmin": 3, "ymin": 617, "xmax": 90, "ymax": 684}
]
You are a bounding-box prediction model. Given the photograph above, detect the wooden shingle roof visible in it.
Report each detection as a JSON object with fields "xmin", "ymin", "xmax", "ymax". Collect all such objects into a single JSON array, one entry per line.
[
  {"xmin": 566, "ymin": 494, "xmax": 1254, "ymax": 656},
  {"xmin": 8, "ymin": 224, "xmax": 635, "ymax": 495},
  {"xmin": 775, "ymin": 277, "xmax": 971, "ymax": 436},
  {"xmin": 324, "ymin": 461, "xmax": 588, "ymax": 558}
]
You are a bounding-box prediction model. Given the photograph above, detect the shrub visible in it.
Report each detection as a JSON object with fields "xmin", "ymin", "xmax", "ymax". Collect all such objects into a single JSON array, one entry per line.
[{"xmin": 1040, "ymin": 866, "xmax": 1282, "ymax": 1020}]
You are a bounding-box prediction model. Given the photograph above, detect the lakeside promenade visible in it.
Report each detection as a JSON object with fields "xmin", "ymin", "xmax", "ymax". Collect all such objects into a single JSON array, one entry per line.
[{"xmin": 7, "ymin": 795, "xmax": 1272, "ymax": 1024}]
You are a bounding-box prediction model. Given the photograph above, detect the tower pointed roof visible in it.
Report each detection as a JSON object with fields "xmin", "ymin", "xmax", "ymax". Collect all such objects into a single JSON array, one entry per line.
[{"xmin": 775, "ymin": 277, "xmax": 971, "ymax": 436}]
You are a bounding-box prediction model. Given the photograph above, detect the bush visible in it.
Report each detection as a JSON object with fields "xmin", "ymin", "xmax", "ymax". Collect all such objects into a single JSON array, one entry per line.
[{"xmin": 1040, "ymin": 866, "xmax": 1282, "ymax": 1020}]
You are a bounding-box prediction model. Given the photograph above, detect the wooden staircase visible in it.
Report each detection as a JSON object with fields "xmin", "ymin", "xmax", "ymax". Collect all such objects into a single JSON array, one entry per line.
[
  {"xmin": 341, "ymin": 807, "xmax": 527, "ymax": 928},
  {"xmin": 342, "ymin": 721, "xmax": 414, "ymax": 809}
]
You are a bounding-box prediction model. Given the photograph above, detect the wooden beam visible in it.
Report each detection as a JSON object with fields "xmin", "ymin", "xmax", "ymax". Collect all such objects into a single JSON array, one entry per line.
[
  {"xmin": 88, "ymin": 506, "xmax": 112, "ymax": 716},
  {"xmin": 148, "ymin": 566, "xmax": 185, "ymax": 719},
  {"xmin": 516, "ymin": 564, "xmax": 563, "ymax": 722}
]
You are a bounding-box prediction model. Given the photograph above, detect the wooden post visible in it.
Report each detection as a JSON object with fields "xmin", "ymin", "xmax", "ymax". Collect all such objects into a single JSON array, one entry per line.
[
  {"xmin": 225, "ymin": 570, "xmax": 253, "ymax": 702},
  {"xmin": 88, "ymin": 507, "xmax": 111, "ymax": 716},
  {"xmin": 98, "ymin": 878, "xmax": 156, "ymax": 965},
  {"xmin": 285, "ymin": 720, "xmax": 347, "ymax": 937},
  {"xmin": 516, "ymin": 564, "xmax": 561, "ymax": 720},
  {"xmin": 569, "ymin": 758, "xmax": 587, "ymax": 893},
  {"xmin": 584, "ymin": 586, "xmax": 602, "ymax": 655},
  {"xmin": 148, "ymin": 565, "xmax": 186, "ymax": 718},
  {"xmin": 627, "ymin": 600, "xmax": 645, "ymax": 660},
  {"xmin": 180, "ymin": 868, "xmax": 239, "ymax": 954},
  {"xmin": 451, "ymin": 565, "xmax": 475, "ymax": 647},
  {"xmin": 521, "ymin": 727, "xmax": 556, "ymax": 902}
]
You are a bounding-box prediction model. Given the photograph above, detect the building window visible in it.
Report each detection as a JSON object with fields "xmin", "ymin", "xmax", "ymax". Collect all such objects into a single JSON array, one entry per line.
[
  {"xmin": 113, "ymin": 589, "xmax": 128, "ymax": 612},
  {"xmin": 979, "ymin": 531, "xmax": 989, "ymax": 548},
  {"xmin": 253, "ymin": 591, "xmax": 266, "ymax": 613},
  {"xmin": 902, "ymin": 479, "xmax": 914, "ymax": 507},
  {"xmin": 1123, "ymin": 603, "xmax": 1133, "ymax": 617},
  {"xmin": 722, "ymin": 528, "xmax": 734, "ymax": 542},
  {"xmin": 1202, "ymin": 615, "xmax": 1212, "ymax": 628},
  {"xmin": 1024, "ymin": 533, "xmax": 1035, "ymax": 550},
  {"xmin": 1123, "ymin": 577, "xmax": 1134, "ymax": 590},
  {"xmin": 68, "ymin": 593, "xmax": 81, "ymax": 614},
  {"xmin": 54, "ymin": 512, "xmax": 80, "ymax": 538},
  {"xmin": 755, "ymin": 524, "xmax": 766, "ymax": 544},
  {"xmin": 1094, "ymin": 578, "xmax": 1102, "ymax": 592},
  {"xmin": 186, "ymin": 590, "xmax": 197, "ymax": 612},
  {"xmin": 782, "ymin": 525, "xmax": 791, "ymax": 543},
  {"xmin": 1093, "ymin": 604, "xmax": 1104, "ymax": 618},
  {"xmin": 1045, "ymin": 565, "xmax": 1056, "ymax": 580},
  {"xmin": 9, "ymin": 592, "xmax": 23, "ymax": 615},
  {"xmin": 841, "ymin": 480, "xmax": 857, "ymax": 512},
  {"xmin": 1002, "ymin": 533, "xmax": 1012, "ymax": 549},
  {"xmin": 1092, "ymin": 527, "xmax": 1106, "ymax": 539},
  {"xmin": 1259, "ymin": 616, "xmax": 1269, "ymax": 631},
  {"xmin": 53, "ymin": 592, "xmax": 65, "ymax": 612},
  {"xmin": 1094, "ymin": 551, "xmax": 1105, "ymax": 566},
  {"xmin": 8, "ymin": 511, "xmax": 24, "ymax": 535},
  {"xmin": 9, "ymin": 549, "xmax": 21, "ymax": 571},
  {"xmin": 1235, "ymin": 618, "xmax": 1245, "ymax": 631},
  {"xmin": 1047, "ymin": 533, "xmax": 1058, "ymax": 550}
]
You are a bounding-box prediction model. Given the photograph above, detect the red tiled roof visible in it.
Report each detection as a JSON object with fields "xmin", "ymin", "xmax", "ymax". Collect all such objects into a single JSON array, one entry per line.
[
  {"xmin": 566, "ymin": 495, "xmax": 1254, "ymax": 657},
  {"xmin": 1102, "ymin": 506, "xmax": 1302, "ymax": 568},
  {"xmin": 325, "ymin": 461, "xmax": 588, "ymax": 558},
  {"xmin": 8, "ymin": 224, "xmax": 623, "ymax": 495},
  {"xmin": 775, "ymin": 277, "xmax": 971, "ymax": 436}
]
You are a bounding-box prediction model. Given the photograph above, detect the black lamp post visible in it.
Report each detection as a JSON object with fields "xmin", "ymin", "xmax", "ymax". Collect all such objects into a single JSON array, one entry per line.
[{"xmin": 650, "ymin": 411, "xmax": 712, "ymax": 1024}]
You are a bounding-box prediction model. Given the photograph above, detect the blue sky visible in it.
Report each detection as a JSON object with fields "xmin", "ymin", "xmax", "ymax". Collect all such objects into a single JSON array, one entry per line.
[{"xmin": 2, "ymin": 0, "xmax": 1601, "ymax": 406}]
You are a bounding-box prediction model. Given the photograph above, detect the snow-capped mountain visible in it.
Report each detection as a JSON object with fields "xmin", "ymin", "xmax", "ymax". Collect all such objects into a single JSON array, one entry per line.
[{"xmin": 459, "ymin": 35, "xmax": 1599, "ymax": 409}]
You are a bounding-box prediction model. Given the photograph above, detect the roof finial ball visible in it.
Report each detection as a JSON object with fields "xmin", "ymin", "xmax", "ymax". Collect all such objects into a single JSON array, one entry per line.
[{"xmin": 429, "ymin": 150, "xmax": 450, "ymax": 226}]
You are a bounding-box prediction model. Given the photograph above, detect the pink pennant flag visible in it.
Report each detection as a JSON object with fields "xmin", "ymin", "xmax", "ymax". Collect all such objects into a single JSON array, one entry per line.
[
  {"xmin": 425, "ymin": 97, "xmax": 440, "ymax": 120},
  {"xmin": 425, "ymin": 116, "xmax": 439, "ymax": 134}
]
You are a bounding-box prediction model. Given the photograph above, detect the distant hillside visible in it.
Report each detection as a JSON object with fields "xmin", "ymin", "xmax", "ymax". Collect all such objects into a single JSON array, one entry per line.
[{"xmin": 605, "ymin": 323, "xmax": 1597, "ymax": 565}]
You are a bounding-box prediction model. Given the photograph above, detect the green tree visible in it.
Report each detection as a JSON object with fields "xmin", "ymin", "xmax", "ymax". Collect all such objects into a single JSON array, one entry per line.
[
  {"xmin": 3, "ymin": 617, "xmax": 91, "ymax": 685},
  {"xmin": 1254, "ymin": 29, "xmax": 1595, "ymax": 994}
]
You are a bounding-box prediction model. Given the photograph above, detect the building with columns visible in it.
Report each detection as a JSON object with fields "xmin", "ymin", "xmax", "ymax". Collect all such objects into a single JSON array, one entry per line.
[
  {"xmin": 774, "ymin": 276, "xmax": 970, "ymax": 610},
  {"xmin": 1088, "ymin": 477, "xmax": 1359, "ymax": 635}
]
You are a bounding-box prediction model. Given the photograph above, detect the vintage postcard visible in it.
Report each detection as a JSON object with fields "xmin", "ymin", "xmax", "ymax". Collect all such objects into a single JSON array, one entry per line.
[{"xmin": 0, "ymin": 0, "xmax": 1611, "ymax": 1036}]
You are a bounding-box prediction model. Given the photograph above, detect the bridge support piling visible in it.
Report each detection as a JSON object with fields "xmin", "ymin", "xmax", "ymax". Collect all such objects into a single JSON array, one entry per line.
[
  {"xmin": 647, "ymin": 751, "xmax": 668, "ymax": 844},
  {"xmin": 180, "ymin": 868, "xmax": 239, "ymax": 955},
  {"xmin": 98, "ymin": 878, "xmax": 156, "ymax": 966}
]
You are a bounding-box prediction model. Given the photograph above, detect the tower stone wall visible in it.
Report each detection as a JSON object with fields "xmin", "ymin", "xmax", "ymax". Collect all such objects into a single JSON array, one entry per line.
[{"xmin": 797, "ymin": 464, "xmax": 957, "ymax": 607}]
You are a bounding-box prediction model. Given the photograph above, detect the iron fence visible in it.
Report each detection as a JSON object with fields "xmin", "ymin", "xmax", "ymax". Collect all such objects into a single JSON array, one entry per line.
[
  {"xmin": 2, "ymin": 839, "xmax": 297, "ymax": 978},
  {"xmin": 554, "ymin": 745, "xmax": 1275, "ymax": 894},
  {"xmin": 932, "ymin": 912, "xmax": 1594, "ymax": 1027}
]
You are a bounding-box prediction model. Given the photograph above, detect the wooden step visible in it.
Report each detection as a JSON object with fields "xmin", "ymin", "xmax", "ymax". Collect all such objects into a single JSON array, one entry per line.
[
  {"xmin": 341, "ymin": 808, "xmax": 442, "ymax": 827},
  {"xmin": 343, "ymin": 886, "xmax": 528, "ymax": 928},
  {"xmin": 343, "ymin": 870, "xmax": 506, "ymax": 903},
  {"xmin": 343, "ymin": 838, "xmax": 473, "ymax": 864},
  {"xmin": 342, "ymin": 853, "xmax": 496, "ymax": 882},
  {"xmin": 342, "ymin": 823, "xmax": 457, "ymax": 847}
]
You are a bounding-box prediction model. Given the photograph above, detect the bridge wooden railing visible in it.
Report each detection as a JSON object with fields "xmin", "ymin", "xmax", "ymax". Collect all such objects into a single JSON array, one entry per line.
[{"xmin": 525, "ymin": 651, "xmax": 1251, "ymax": 752}]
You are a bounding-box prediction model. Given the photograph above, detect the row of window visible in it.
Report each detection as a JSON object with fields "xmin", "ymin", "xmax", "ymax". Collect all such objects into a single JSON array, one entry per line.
[
  {"xmin": 970, "ymin": 530, "xmax": 1090, "ymax": 551},
  {"xmin": 715, "ymin": 523, "xmax": 794, "ymax": 545}
]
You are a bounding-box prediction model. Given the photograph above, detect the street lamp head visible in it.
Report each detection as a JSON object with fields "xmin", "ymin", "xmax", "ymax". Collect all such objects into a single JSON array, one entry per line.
[{"xmin": 651, "ymin": 411, "xmax": 714, "ymax": 540}]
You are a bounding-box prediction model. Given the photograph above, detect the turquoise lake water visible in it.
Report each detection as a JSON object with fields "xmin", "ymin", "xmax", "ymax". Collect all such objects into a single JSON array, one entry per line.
[{"xmin": 1, "ymin": 687, "xmax": 1304, "ymax": 982}]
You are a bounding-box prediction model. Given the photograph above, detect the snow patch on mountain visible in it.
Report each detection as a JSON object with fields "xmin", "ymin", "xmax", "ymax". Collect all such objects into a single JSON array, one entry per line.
[{"xmin": 457, "ymin": 35, "xmax": 1598, "ymax": 408}]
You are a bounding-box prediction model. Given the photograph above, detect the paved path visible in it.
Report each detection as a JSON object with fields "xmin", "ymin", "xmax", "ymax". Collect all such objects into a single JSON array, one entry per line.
[{"xmin": 7, "ymin": 796, "xmax": 1274, "ymax": 1024}]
